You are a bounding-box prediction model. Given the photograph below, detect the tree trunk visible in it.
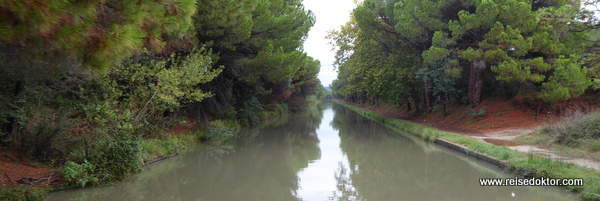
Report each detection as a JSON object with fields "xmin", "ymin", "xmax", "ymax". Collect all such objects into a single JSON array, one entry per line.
[
  {"xmin": 536, "ymin": 101, "xmax": 543, "ymax": 116},
  {"xmin": 442, "ymin": 101, "xmax": 447, "ymax": 117},
  {"xmin": 443, "ymin": 93, "xmax": 450, "ymax": 117},
  {"xmin": 424, "ymin": 80, "xmax": 432, "ymax": 113},
  {"xmin": 468, "ymin": 60, "xmax": 486, "ymax": 107},
  {"xmin": 7, "ymin": 80, "xmax": 24, "ymax": 148},
  {"xmin": 411, "ymin": 88, "xmax": 421, "ymax": 115}
]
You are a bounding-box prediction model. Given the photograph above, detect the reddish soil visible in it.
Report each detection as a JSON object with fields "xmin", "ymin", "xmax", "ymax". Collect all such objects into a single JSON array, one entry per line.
[
  {"xmin": 345, "ymin": 94, "xmax": 599, "ymax": 137},
  {"xmin": 0, "ymin": 150, "xmax": 67, "ymax": 188},
  {"xmin": 164, "ymin": 118, "xmax": 200, "ymax": 135}
]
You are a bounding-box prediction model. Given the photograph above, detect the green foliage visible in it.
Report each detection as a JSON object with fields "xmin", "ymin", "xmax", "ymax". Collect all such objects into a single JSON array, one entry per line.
[
  {"xmin": 240, "ymin": 44, "xmax": 305, "ymax": 85},
  {"xmin": 64, "ymin": 134, "xmax": 141, "ymax": 187},
  {"xmin": 0, "ymin": 0, "xmax": 321, "ymax": 193},
  {"xmin": 331, "ymin": 0, "xmax": 596, "ymax": 112},
  {"xmin": 237, "ymin": 97, "xmax": 262, "ymax": 127},
  {"xmin": 0, "ymin": 185, "xmax": 47, "ymax": 201},
  {"xmin": 95, "ymin": 137, "xmax": 142, "ymax": 180},
  {"xmin": 63, "ymin": 160, "xmax": 102, "ymax": 187},
  {"xmin": 107, "ymin": 49, "xmax": 221, "ymax": 113},
  {"xmin": 0, "ymin": 0, "xmax": 198, "ymax": 69},
  {"xmin": 140, "ymin": 132, "xmax": 197, "ymax": 161},
  {"xmin": 194, "ymin": 0, "xmax": 320, "ymax": 119},
  {"xmin": 329, "ymin": 2, "xmax": 422, "ymax": 105},
  {"xmin": 540, "ymin": 56, "xmax": 592, "ymax": 103},
  {"xmin": 469, "ymin": 106, "xmax": 487, "ymax": 118}
]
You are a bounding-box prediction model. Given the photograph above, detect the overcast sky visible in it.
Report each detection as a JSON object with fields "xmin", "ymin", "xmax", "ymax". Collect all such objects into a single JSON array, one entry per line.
[{"xmin": 303, "ymin": 0, "xmax": 357, "ymax": 87}]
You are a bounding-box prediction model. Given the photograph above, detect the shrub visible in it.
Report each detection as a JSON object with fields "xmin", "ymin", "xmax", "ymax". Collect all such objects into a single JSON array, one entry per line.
[
  {"xmin": 63, "ymin": 160, "xmax": 102, "ymax": 187},
  {"xmin": 469, "ymin": 106, "xmax": 487, "ymax": 118},
  {"xmin": 20, "ymin": 119, "xmax": 66, "ymax": 161},
  {"xmin": 542, "ymin": 110, "xmax": 600, "ymax": 146},
  {"xmin": 0, "ymin": 185, "xmax": 47, "ymax": 201},
  {"xmin": 64, "ymin": 133, "xmax": 142, "ymax": 186},
  {"xmin": 92, "ymin": 137, "xmax": 142, "ymax": 180}
]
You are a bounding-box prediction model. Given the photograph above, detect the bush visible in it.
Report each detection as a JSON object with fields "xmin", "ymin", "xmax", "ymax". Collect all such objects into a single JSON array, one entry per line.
[
  {"xmin": 64, "ymin": 133, "xmax": 142, "ymax": 186},
  {"xmin": 92, "ymin": 137, "xmax": 142, "ymax": 180},
  {"xmin": 63, "ymin": 160, "xmax": 102, "ymax": 187},
  {"xmin": 20, "ymin": 119, "xmax": 66, "ymax": 161},
  {"xmin": 469, "ymin": 106, "xmax": 487, "ymax": 118},
  {"xmin": 542, "ymin": 110, "xmax": 600, "ymax": 146}
]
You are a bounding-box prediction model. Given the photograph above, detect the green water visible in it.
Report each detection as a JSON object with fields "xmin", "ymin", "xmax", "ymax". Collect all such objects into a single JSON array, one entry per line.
[{"xmin": 49, "ymin": 102, "xmax": 577, "ymax": 201}]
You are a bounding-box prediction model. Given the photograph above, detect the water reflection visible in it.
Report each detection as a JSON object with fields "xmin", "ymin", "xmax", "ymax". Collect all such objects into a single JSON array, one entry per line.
[
  {"xmin": 296, "ymin": 108, "xmax": 350, "ymax": 200},
  {"xmin": 329, "ymin": 162, "xmax": 360, "ymax": 200},
  {"xmin": 49, "ymin": 102, "xmax": 576, "ymax": 201},
  {"xmin": 329, "ymin": 104, "xmax": 575, "ymax": 201}
]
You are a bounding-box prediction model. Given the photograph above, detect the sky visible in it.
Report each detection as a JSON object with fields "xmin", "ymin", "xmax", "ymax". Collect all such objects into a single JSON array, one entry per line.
[{"xmin": 303, "ymin": 0, "xmax": 357, "ymax": 87}]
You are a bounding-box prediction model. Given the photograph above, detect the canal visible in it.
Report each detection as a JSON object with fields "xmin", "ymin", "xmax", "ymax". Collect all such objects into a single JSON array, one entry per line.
[{"xmin": 49, "ymin": 102, "xmax": 576, "ymax": 200}]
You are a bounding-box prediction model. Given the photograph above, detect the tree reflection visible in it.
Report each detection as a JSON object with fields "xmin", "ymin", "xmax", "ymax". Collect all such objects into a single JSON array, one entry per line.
[
  {"xmin": 329, "ymin": 162, "xmax": 363, "ymax": 201},
  {"xmin": 330, "ymin": 103, "xmax": 576, "ymax": 201}
]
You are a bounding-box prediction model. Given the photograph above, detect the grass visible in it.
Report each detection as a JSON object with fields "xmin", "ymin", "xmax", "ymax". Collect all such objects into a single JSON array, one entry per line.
[
  {"xmin": 334, "ymin": 100, "xmax": 600, "ymax": 201},
  {"xmin": 139, "ymin": 131, "xmax": 200, "ymax": 164},
  {"xmin": 139, "ymin": 118, "xmax": 241, "ymax": 163},
  {"xmin": 517, "ymin": 110, "xmax": 600, "ymax": 157}
]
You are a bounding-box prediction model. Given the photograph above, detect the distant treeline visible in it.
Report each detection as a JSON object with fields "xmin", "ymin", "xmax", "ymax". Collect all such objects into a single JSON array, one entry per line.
[
  {"xmin": 0, "ymin": 0, "xmax": 323, "ymax": 164},
  {"xmin": 329, "ymin": 0, "xmax": 599, "ymax": 114}
]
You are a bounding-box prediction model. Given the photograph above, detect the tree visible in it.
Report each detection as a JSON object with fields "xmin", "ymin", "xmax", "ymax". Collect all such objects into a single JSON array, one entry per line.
[
  {"xmin": 329, "ymin": 0, "xmax": 422, "ymax": 107},
  {"xmin": 0, "ymin": 0, "xmax": 198, "ymax": 70},
  {"xmin": 194, "ymin": 0, "xmax": 319, "ymax": 118},
  {"xmin": 437, "ymin": 0, "xmax": 589, "ymax": 106}
]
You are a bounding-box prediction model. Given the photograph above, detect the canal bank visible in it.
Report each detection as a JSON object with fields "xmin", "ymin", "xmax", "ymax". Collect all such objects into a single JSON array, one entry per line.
[
  {"xmin": 334, "ymin": 100, "xmax": 600, "ymax": 201},
  {"xmin": 48, "ymin": 102, "xmax": 576, "ymax": 200}
]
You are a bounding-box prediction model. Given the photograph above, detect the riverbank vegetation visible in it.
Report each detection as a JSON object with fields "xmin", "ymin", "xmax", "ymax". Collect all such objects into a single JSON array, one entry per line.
[
  {"xmin": 0, "ymin": 0, "xmax": 324, "ymax": 199},
  {"xmin": 335, "ymin": 100, "xmax": 600, "ymax": 200}
]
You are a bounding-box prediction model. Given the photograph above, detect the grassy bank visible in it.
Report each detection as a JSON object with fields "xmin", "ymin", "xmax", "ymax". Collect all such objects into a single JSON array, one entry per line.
[{"xmin": 334, "ymin": 100, "xmax": 600, "ymax": 200}]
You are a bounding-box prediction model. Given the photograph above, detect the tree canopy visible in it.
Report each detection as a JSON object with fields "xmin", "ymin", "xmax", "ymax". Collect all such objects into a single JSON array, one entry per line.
[{"xmin": 329, "ymin": 0, "xmax": 599, "ymax": 113}]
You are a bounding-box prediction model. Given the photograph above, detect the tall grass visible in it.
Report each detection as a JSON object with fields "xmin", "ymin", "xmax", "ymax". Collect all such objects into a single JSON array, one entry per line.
[{"xmin": 541, "ymin": 110, "xmax": 600, "ymax": 147}]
